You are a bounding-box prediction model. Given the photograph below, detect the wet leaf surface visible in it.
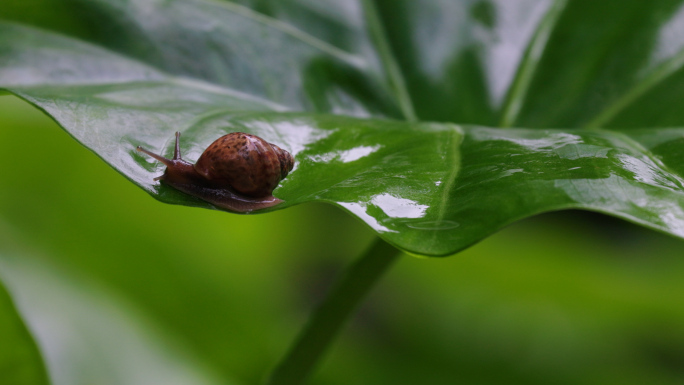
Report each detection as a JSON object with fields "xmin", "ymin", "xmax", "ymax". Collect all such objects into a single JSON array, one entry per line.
[{"xmin": 2, "ymin": 0, "xmax": 684, "ymax": 255}]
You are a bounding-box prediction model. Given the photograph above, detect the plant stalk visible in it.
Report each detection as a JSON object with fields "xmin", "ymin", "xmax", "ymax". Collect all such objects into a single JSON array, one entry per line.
[{"xmin": 266, "ymin": 237, "xmax": 401, "ymax": 385}]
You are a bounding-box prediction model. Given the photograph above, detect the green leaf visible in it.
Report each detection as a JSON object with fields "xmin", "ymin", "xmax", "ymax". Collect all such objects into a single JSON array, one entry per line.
[
  {"xmin": 2, "ymin": 0, "xmax": 684, "ymax": 256},
  {"xmin": 0, "ymin": 275, "xmax": 48, "ymax": 385},
  {"xmin": 0, "ymin": 253, "xmax": 228, "ymax": 385},
  {"xmin": 4, "ymin": 97, "xmax": 684, "ymax": 385}
]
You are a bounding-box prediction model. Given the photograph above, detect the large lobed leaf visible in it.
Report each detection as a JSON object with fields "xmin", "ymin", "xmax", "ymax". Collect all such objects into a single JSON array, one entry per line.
[{"xmin": 2, "ymin": 0, "xmax": 684, "ymax": 256}]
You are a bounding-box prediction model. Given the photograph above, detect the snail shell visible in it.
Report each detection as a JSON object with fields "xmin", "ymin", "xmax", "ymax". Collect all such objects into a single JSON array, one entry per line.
[{"xmin": 137, "ymin": 132, "xmax": 294, "ymax": 213}]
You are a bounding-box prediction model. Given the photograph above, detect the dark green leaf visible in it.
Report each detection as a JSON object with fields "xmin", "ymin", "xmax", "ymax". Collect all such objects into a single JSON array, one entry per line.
[
  {"xmin": 2, "ymin": 0, "xmax": 684, "ymax": 256},
  {"xmin": 0, "ymin": 253, "xmax": 229, "ymax": 385},
  {"xmin": 0, "ymin": 274, "xmax": 48, "ymax": 385}
]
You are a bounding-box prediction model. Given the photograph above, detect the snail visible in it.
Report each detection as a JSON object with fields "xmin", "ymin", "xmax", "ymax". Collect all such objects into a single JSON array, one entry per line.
[{"xmin": 137, "ymin": 131, "xmax": 294, "ymax": 213}]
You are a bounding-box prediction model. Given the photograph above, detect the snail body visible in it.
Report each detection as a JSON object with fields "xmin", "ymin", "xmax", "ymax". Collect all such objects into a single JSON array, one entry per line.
[{"xmin": 137, "ymin": 132, "xmax": 294, "ymax": 213}]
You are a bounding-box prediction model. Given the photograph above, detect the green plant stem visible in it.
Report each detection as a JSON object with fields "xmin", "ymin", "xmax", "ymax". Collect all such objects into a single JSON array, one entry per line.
[{"xmin": 266, "ymin": 237, "xmax": 401, "ymax": 385}]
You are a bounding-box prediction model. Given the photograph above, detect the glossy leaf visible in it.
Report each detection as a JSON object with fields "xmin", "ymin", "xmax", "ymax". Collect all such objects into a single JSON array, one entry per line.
[{"xmin": 2, "ymin": 0, "xmax": 684, "ymax": 256}]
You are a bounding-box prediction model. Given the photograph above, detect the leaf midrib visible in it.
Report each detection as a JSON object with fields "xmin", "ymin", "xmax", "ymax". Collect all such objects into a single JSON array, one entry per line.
[
  {"xmin": 584, "ymin": 49, "xmax": 684, "ymax": 129},
  {"xmin": 499, "ymin": 0, "xmax": 568, "ymax": 128},
  {"xmin": 193, "ymin": 0, "xmax": 367, "ymax": 68},
  {"xmin": 361, "ymin": 0, "xmax": 417, "ymax": 122}
]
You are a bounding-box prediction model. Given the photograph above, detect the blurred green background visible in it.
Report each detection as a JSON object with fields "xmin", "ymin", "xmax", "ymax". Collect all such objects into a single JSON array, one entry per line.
[{"xmin": 2, "ymin": 94, "xmax": 684, "ymax": 384}]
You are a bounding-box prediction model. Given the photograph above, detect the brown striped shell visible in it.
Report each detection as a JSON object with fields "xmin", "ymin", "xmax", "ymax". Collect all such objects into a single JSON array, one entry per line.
[
  {"xmin": 136, "ymin": 131, "xmax": 294, "ymax": 213},
  {"xmin": 195, "ymin": 132, "xmax": 294, "ymax": 197}
]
